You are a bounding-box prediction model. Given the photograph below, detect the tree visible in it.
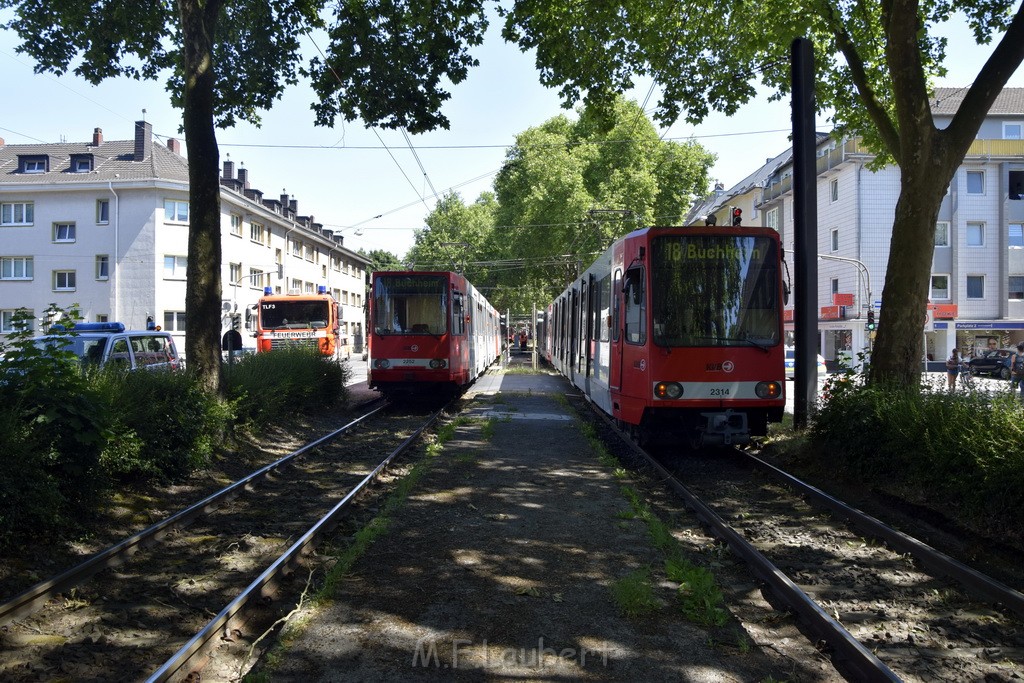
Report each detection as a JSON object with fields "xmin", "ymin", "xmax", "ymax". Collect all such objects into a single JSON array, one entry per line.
[
  {"xmin": 2, "ymin": 0, "xmax": 491, "ymax": 392},
  {"xmin": 499, "ymin": 0, "xmax": 1024, "ymax": 387},
  {"xmin": 361, "ymin": 249, "xmax": 404, "ymax": 273}
]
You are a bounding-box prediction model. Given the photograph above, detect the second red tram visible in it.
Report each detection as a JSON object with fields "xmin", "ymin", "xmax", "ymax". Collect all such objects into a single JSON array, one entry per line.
[
  {"xmin": 368, "ymin": 271, "xmax": 501, "ymax": 398},
  {"xmin": 542, "ymin": 225, "xmax": 787, "ymax": 447}
]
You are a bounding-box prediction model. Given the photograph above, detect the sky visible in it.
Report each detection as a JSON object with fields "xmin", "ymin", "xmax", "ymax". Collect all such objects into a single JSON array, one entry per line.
[{"xmin": 2, "ymin": 13, "xmax": 1022, "ymax": 258}]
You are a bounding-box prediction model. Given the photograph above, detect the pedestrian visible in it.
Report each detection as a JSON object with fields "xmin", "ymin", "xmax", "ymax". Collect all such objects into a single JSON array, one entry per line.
[
  {"xmin": 946, "ymin": 348, "xmax": 960, "ymax": 390},
  {"xmin": 1011, "ymin": 342, "xmax": 1024, "ymax": 399}
]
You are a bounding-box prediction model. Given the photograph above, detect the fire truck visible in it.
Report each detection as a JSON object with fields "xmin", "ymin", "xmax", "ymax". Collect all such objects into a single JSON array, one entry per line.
[{"xmin": 248, "ymin": 286, "xmax": 343, "ymax": 357}]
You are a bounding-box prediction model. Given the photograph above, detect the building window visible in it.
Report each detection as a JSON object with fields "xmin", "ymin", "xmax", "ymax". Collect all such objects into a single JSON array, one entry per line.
[
  {"xmin": 2, "ymin": 310, "xmax": 35, "ymax": 333},
  {"xmin": 322, "ymin": 265, "xmax": 328, "ymax": 278},
  {"xmin": 250, "ymin": 222, "xmax": 265, "ymax": 245},
  {"xmin": 1011, "ymin": 224, "xmax": 1024, "ymax": 248},
  {"xmin": 164, "ymin": 310, "xmax": 186, "ymax": 331},
  {"xmin": 966, "ymin": 170, "xmax": 985, "ymax": 194},
  {"xmin": 53, "ymin": 222, "xmax": 76, "ymax": 243},
  {"xmin": 290, "ymin": 238, "xmax": 302, "ymax": 257},
  {"xmin": 22, "ymin": 157, "xmax": 47, "ymax": 173},
  {"xmin": 95, "ymin": 255, "xmax": 109, "ymax": 280},
  {"xmin": 967, "ymin": 221, "xmax": 985, "ymax": 247},
  {"xmin": 97, "ymin": 199, "xmax": 110, "ymax": 224},
  {"xmin": 230, "ymin": 213, "xmax": 242, "ymax": 237},
  {"xmin": 229, "ymin": 262, "xmax": 242, "ymax": 284},
  {"xmin": 1010, "ymin": 276, "xmax": 1024, "ymax": 300},
  {"xmin": 765, "ymin": 207, "xmax": 778, "ymax": 230},
  {"xmin": 164, "ymin": 255, "xmax": 188, "ymax": 279},
  {"xmin": 305, "ymin": 281, "xmax": 315, "ymax": 293},
  {"xmin": 304, "ymin": 244, "xmax": 314, "ymax": 262},
  {"xmin": 830, "ymin": 178, "xmax": 839, "ymax": 202},
  {"xmin": 164, "ymin": 199, "xmax": 189, "ymax": 223},
  {"xmin": 831, "ymin": 278, "xmax": 839, "ymax": 296},
  {"xmin": 1, "ymin": 202, "xmax": 34, "ymax": 226},
  {"xmin": 275, "ymin": 248, "xmax": 283, "ymax": 268},
  {"xmin": 931, "ymin": 274, "xmax": 950, "ymax": 300},
  {"xmin": 249, "ymin": 268, "xmax": 265, "ymax": 290},
  {"xmin": 935, "ymin": 221, "xmax": 950, "ymax": 247},
  {"xmin": 332, "ymin": 255, "xmax": 341, "ymax": 271},
  {"xmin": 1, "ymin": 256, "xmax": 33, "ymax": 280},
  {"xmin": 73, "ymin": 157, "xmax": 92, "ymax": 172},
  {"xmin": 830, "ymin": 228, "xmax": 839, "ymax": 252},
  {"xmin": 290, "ymin": 277, "xmax": 301, "ymax": 292},
  {"xmin": 53, "ymin": 270, "xmax": 76, "ymax": 291},
  {"xmin": 1005, "ymin": 122, "xmax": 1023, "ymax": 140},
  {"xmin": 967, "ymin": 275, "xmax": 985, "ymax": 299}
]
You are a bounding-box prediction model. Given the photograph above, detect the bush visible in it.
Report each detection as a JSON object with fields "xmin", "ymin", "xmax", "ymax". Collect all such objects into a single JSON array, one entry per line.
[
  {"xmin": 810, "ymin": 375, "xmax": 1024, "ymax": 536},
  {"xmin": 225, "ymin": 347, "xmax": 349, "ymax": 426},
  {"xmin": 95, "ymin": 367, "xmax": 232, "ymax": 482}
]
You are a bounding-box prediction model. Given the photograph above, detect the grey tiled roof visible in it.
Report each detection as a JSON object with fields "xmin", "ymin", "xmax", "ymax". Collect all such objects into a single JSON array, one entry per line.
[
  {"xmin": 0, "ymin": 138, "xmax": 188, "ymax": 184},
  {"xmin": 931, "ymin": 87, "xmax": 1024, "ymax": 116}
]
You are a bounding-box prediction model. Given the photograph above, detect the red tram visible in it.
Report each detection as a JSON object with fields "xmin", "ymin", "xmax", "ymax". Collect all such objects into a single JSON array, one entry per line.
[
  {"xmin": 368, "ymin": 271, "xmax": 501, "ymax": 398},
  {"xmin": 541, "ymin": 225, "xmax": 787, "ymax": 447}
]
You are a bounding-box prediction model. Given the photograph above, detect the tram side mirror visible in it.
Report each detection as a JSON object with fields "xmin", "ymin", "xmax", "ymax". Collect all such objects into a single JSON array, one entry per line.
[{"xmin": 784, "ymin": 282, "xmax": 791, "ymax": 306}]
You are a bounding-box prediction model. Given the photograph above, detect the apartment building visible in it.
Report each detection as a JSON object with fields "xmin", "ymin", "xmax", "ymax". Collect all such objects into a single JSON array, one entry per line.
[
  {"xmin": 692, "ymin": 88, "xmax": 1024, "ymax": 367},
  {"xmin": 0, "ymin": 121, "xmax": 370, "ymax": 359}
]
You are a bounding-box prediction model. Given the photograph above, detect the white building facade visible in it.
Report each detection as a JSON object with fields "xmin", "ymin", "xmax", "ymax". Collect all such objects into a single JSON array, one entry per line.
[
  {"xmin": 752, "ymin": 89, "xmax": 1024, "ymax": 367},
  {"xmin": 0, "ymin": 121, "xmax": 370, "ymax": 359}
]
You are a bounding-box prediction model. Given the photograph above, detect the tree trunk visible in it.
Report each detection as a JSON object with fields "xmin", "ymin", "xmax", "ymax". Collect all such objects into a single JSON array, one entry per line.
[
  {"xmin": 867, "ymin": 158, "xmax": 956, "ymax": 387},
  {"xmin": 178, "ymin": 0, "xmax": 224, "ymax": 394}
]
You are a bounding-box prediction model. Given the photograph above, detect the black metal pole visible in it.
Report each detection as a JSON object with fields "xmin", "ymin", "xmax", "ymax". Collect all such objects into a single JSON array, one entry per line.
[{"xmin": 792, "ymin": 38, "xmax": 819, "ymax": 430}]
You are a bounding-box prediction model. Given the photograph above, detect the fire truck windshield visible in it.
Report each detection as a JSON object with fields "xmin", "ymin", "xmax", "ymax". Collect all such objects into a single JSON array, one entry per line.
[{"xmin": 260, "ymin": 300, "xmax": 331, "ymax": 329}]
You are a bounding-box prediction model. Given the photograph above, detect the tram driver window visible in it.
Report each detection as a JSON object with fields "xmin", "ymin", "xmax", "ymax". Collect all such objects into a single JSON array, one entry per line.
[{"xmin": 624, "ymin": 268, "xmax": 646, "ymax": 344}]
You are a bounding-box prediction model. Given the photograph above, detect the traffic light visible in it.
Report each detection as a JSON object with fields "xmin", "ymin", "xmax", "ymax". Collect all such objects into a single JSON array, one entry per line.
[
  {"xmin": 231, "ymin": 314, "xmax": 241, "ymax": 331},
  {"xmin": 866, "ymin": 309, "xmax": 876, "ymax": 331},
  {"xmin": 731, "ymin": 207, "xmax": 742, "ymax": 226}
]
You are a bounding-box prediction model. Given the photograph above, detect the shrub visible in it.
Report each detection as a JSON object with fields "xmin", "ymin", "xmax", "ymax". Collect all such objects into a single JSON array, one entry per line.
[
  {"xmin": 810, "ymin": 375, "xmax": 1024, "ymax": 536},
  {"xmin": 225, "ymin": 348, "xmax": 349, "ymax": 427},
  {"xmin": 95, "ymin": 367, "xmax": 232, "ymax": 482}
]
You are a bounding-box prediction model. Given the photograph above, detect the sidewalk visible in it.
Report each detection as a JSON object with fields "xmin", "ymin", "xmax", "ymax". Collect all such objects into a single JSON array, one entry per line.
[{"xmin": 266, "ymin": 361, "xmax": 807, "ymax": 681}]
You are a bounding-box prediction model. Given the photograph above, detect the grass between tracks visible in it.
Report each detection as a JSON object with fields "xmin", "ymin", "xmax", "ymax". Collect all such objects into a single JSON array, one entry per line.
[{"xmin": 571, "ymin": 417, "xmax": 731, "ymax": 628}]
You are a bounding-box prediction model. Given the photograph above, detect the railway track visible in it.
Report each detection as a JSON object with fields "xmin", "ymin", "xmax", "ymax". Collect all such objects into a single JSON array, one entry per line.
[
  {"xmin": 0, "ymin": 401, "xmax": 446, "ymax": 682},
  {"xmin": 576, "ymin": 398, "xmax": 1024, "ymax": 682}
]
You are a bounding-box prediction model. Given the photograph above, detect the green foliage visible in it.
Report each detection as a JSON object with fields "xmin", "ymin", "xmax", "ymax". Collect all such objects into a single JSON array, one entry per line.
[
  {"xmin": 665, "ymin": 558, "xmax": 730, "ymax": 627},
  {"xmin": 411, "ymin": 96, "xmax": 714, "ymax": 314},
  {"xmin": 0, "ymin": 307, "xmax": 108, "ymax": 546},
  {"xmin": 810, "ymin": 378, "xmax": 1024, "ymax": 535},
  {"xmin": 225, "ymin": 347, "xmax": 349, "ymax": 427},
  {"xmin": 610, "ymin": 568, "xmax": 661, "ymax": 618},
  {"xmin": 361, "ymin": 248, "xmax": 404, "ymax": 273},
  {"xmin": 94, "ymin": 367, "xmax": 231, "ymax": 482}
]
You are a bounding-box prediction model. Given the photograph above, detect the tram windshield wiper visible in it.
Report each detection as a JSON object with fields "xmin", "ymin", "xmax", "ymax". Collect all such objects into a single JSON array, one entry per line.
[{"xmin": 694, "ymin": 336, "xmax": 773, "ymax": 352}]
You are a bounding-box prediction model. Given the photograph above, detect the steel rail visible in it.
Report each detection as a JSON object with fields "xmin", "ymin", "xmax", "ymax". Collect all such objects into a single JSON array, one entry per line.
[
  {"xmin": 583, "ymin": 405, "xmax": 901, "ymax": 681},
  {"xmin": 0, "ymin": 403, "xmax": 386, "ymax": 626},
  {"xmin": 744, "ymin": 451, "xmax": 1024, "ymax": 619},
  {"xmin": 147, "ymin": 405, "xmax": 446, "ymax": 682}
]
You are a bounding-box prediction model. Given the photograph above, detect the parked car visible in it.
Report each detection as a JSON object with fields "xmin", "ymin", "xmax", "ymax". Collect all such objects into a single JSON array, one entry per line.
[
  {"xmin": 32, "ymin": 322, "xmax": 181, "ymax": 372},
  {"xmin": 784, "ymin": 347, "xmax": 827, "ymax": 379},
  {"xmin": 967, "ymin": 348, "xmax": 1015, "ymax": 379}
]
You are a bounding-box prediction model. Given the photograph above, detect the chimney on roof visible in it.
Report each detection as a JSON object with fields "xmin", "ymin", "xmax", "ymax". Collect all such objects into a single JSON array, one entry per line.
[
  {"xmin": 134, "ymin": 121, "xmax": 152, "ymax": 162},
  {"xmin": 289, "ymin": 199, "xmax": 297, "ymax": 215},
  {"xmin": 237, "ymin": 166, "xmax": 249, "ymax": 189},
  {"xmin": 167, "ymin": 138, "xmax": 181, "ymax": 155},
  {"xmin": 92, "ymin": 128, "xmax": 103, "ymax": 146},
  {"xmin": 280, "ymin": 192, "xmax": 289, "ymax": 215},
  {"xmin": 223, "ymin": 157, "xmax": 234, "ymax": 180}
]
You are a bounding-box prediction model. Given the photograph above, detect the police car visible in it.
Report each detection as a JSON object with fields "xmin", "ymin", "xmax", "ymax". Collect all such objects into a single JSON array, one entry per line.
[
  {"xmin": 33, "ymin": 322, "xmax": 181, "ymax": 371},
  {"xmin": 784, "ymin": 346, "xmax": 827, "ymax": 379}
]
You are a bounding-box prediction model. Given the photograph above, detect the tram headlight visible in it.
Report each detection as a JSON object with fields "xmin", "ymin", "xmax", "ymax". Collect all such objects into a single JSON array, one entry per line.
[
  {"xmin": 374, "ymin": 359, "xmax": 391, "ymax": 369},
  {"xmin": 755, "ymin": 381, "xmax": 782, "ymax": 399},
  {"xmin": 429, "ymin": 358, "xmax": 448, "ymax": 369},
  {"xmin": 654, "ymin": 381, "xmax": 683, "ymax": 399}
]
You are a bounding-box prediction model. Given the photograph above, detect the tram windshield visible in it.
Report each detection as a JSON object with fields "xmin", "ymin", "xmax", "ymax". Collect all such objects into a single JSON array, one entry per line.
[
  {"xmin": 650, "ymin": 234, "xmax": 780, "ymax": 348},
  {"xmin": 373, "ymin": 275, "xmax": 448, "ymax": 335}
]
